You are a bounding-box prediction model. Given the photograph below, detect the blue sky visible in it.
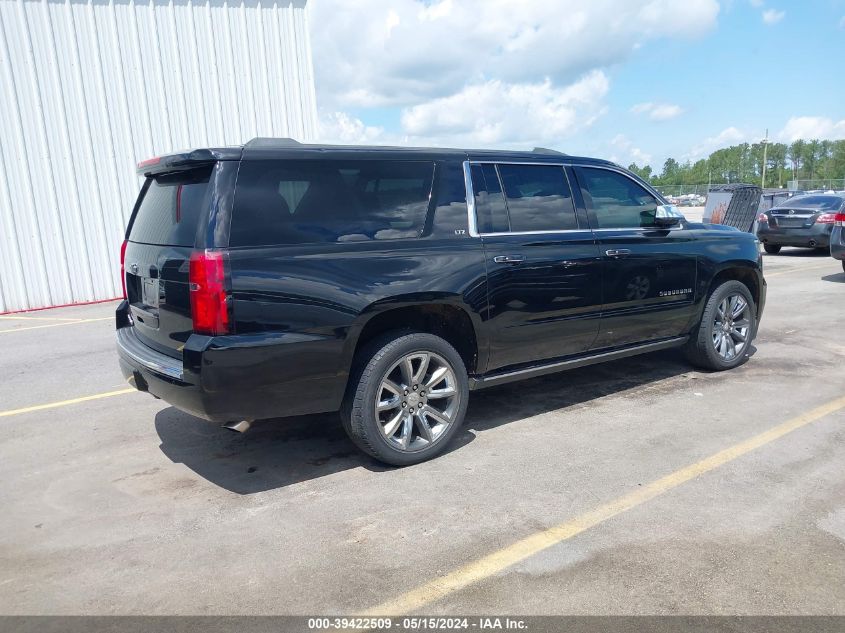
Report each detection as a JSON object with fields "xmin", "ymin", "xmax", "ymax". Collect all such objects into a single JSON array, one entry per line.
[{"xmin": 310, "ymin": 0, "xmax": 845, "ymax": 173}]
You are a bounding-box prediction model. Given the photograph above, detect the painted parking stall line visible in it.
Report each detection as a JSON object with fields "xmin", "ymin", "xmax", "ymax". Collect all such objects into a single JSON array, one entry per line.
[
  {"xmin": 362, "ymin": 395, "xmax": 845, "ymax": 616},
  {"xmin": 0, "ymin": 389, "xmax": 135, "ymax": 418},
  {"xmin": 0, "ymin": 317, "xmax": 113, "ymax": 334}
]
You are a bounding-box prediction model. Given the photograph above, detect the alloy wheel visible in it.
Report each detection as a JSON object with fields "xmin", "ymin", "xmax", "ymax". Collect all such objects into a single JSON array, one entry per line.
[
  {"xmin": 374, "ymin": 352, "xmax": 459, "ymax": 452},
  {"xmin": 711, "ymin": 293, "xmax": 751, "ymax": 361}
]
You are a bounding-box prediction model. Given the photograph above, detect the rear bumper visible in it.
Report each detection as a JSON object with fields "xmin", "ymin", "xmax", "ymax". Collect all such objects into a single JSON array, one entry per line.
[
  {"xmin": 756, "ymin": 223, "xmax": 832, "ymax": 248},
  {"xmin": 115, "ymin": 301, "xmax": 346, "ymax": 422}
]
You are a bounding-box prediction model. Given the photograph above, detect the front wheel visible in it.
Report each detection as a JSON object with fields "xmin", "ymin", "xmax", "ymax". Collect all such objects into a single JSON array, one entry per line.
[
  {"xmin": 342, "ymin": 332, "xmax": 469, "ymax": 466},
  {"xmin": 763, "ymin": 244, "xmax": 781, "ymax": 254},
  {"xmin": 684, "ymin": 280, "xmax": 756, "ymax": 371}
]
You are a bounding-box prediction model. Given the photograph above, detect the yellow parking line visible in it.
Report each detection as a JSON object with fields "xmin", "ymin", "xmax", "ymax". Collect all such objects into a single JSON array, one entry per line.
[
  {"xmin": 362, "ymin": 395, "xmax": 845, "ymax": 616},
  {"xmin": 0, "ymin": 388, "xmax": 135, "ymax": 418},
  {"xmin": 766, "ymin": 262, "xmax": 837, "ymax": 278},
  {"xmin": 0, "ymin": 317, "xmax": 112, "ymax": 333},
  {"xmin": 0, "ymin": 315, "xmax": 82, "ymax": 322}
]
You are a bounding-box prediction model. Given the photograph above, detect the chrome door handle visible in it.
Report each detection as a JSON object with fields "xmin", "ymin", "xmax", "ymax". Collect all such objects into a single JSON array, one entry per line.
[
  {"xmin": 493, "ymin": 255, "xmax": 525, "ymax": 264},
  {"xmin": 605, "ymin": 249, "xmax": 631, "ymax": 257}
]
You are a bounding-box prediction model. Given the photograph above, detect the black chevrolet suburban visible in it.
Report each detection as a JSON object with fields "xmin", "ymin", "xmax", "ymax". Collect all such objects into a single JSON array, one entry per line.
[{"xmin": 117, "ymin": 139, "xmax": 766, "ymax": 465}]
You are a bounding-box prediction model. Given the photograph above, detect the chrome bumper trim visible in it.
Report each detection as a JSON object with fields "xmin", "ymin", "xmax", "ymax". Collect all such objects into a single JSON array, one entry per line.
[{"xmin": 116, "ymin": 327, "xmax": 183, "ymax": 380}]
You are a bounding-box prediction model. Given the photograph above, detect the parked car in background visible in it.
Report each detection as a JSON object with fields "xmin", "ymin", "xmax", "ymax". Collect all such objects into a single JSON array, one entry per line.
[
  {"xmin": 756, "ymin": 194, "xmax": 845, "ymax": 254},
  {"xmin": 831, "ymin": 208, "xmax": 845, "ymax": 273},
  {"xmin": 117, "ymin": 139, "xmax": 766, "ymax": 466}
]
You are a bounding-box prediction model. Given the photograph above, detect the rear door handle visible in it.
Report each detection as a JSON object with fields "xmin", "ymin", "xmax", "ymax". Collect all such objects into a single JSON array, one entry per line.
[
  {"xmin": 605, "ymin": 249, "xmax": 631, "ymax": 258},
  {"xmin": 493, "ymin": 255, "xmax": 525, "ymax": 264}
]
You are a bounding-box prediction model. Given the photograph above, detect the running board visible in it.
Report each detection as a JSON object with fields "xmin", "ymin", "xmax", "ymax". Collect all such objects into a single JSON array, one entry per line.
[{"xmin": 469, "ymin": 336, "xmax": 689, "ymax": 390}]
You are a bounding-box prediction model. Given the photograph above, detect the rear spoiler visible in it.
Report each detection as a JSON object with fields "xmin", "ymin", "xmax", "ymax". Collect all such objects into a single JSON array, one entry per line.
[{"xmin": 136, "ymin": 146, "xmax": 243, "ymax": 177}]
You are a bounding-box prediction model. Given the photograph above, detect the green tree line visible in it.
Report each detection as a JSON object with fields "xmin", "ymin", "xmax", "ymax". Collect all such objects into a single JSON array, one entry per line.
[{"xmin": 628, "ymin": 138, "xmax": 845, "ymax": 188}]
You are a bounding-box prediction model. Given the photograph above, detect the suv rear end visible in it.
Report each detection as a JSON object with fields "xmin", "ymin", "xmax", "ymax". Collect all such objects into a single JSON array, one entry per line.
[{"xmin": 116, "ymin": 148, "xmax": 241, "ymax": 421}]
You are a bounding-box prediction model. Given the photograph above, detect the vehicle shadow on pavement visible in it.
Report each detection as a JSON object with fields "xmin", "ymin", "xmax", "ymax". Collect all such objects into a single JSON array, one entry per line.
[
  {"xmin": 155, "ymin": 349, "xmax": 697, "ymax": 495},
  {"xmin": 821, "ymin": 273, "xmax": 844, "ymax": 283}
]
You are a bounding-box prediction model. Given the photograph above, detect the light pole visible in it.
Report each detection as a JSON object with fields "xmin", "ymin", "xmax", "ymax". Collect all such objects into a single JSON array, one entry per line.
[{"xmin": 761, "ymin": 128, "xmax": 769, "ymax": 189}]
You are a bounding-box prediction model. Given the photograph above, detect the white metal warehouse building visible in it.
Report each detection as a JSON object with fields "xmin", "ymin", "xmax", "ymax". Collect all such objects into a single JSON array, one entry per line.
[{"xmin": 0, "ymin": 0, "xmax": 318, "ymax": 312}]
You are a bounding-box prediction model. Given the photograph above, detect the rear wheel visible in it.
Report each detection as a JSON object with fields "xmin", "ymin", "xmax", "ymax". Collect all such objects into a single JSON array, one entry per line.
[
  {"xmin": 342, "ymin": 332, "xmax": 468, "ymax": 466},
  {"xmin": 684, "ymin": 280, "xmax": 756, "ymax": 371},
  {"xmin": 763, "ymin": 244, "xmax": 781, "ymax": 254},
  {"xmin": 842, "ymin": 260, "xmax": 845, "ymax": 274}
]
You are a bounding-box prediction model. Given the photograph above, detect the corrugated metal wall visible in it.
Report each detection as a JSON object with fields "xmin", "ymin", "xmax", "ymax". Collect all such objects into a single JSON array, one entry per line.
[{"xmin": 0, "ymin": 0, "xmax": 318, "ymax": 312}]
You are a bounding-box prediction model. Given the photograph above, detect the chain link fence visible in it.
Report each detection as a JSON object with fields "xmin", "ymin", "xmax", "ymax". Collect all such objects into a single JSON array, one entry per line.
[
  {"xmin": 786, "ymin": 179, "xmax": 845, "ymax": 191},
  {"xmin": 653, "ymin": 184, "xmax": 716, "ymax": 197}
]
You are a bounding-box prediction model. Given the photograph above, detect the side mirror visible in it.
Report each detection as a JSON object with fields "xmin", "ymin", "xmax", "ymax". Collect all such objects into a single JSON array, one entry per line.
[{"xmin": 653, "ymin": 204, "xmax": 683, "ymax": 228}]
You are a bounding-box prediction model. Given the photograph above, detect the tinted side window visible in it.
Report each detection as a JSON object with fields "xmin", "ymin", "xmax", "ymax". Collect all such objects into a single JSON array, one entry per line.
[
  {"xmin": 577, "ymin": 167, "xmax": 658, "ymax": 229},
  {"xmin": 470, "ymin": 163, "xmax": 509, "ymax": 233},
  {"xmin": 129, "ymin": 167, "xmax": 211, "ymax": 246},
  {"xmin": 498, "ymin": 164, "xmax": 577, "ymax": 232},
  {"xmin": 230, "ymin": 160, "xmax": 434, "ymax": 246}
]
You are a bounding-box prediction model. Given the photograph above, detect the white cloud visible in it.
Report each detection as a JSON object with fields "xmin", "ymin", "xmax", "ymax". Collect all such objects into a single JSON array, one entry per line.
[
  {"xmin": 400, "ymin": 71, "xmax": 609, "ymax": 147},
  {"xmin": 762, "ymin": 8, "xmax": 785, "ymax": 24},
  {"xmin": 686, "ymin": 126, "xmax": 748, "ymax": 160},
  {"xmin": 609, "ymin": 134, "xmax": 652, "ymax": 166},
  {"xmin": 310, "ymin": 0, "xmax": 720, "ymax": 109},
  {"xmin": 777, "ymin": 116, "xmax": 845, "ymax": 142},
  {"xmin": 317, "ymin": 111, "xmax": 385, "ymax": 144},
  {"xmin": 631, "ymin": 102, "xmax": 684, "ymax": 121}
]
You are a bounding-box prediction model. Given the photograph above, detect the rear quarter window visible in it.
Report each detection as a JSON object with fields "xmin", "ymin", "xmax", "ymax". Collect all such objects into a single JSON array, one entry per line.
[
  {"xmin": 229, "ymin": 160, "xmax": 435, "ymax": 246},
  {"xmin": 128, "ymin": 167, "xmax": 212, "ymax": 246}
]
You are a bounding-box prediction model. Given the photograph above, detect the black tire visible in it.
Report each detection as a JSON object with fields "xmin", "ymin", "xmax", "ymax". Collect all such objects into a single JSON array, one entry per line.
[
  {"xmin": 763, "ymin": 244, "xmax": 781, "ymax": 254},
  {"xmin": 841, "ymin": 260, "xmax": 845, "ymax": 274},
  {"xmin": 684, "ymin": 280, "xmax": 757, "ymax": 371},
  {"xmin": 341, "ymin": 331, "xmax": 469, "ymax": 466}
]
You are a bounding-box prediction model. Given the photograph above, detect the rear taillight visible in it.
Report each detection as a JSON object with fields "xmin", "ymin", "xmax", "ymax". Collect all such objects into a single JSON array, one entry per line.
[
  {"xmin": 120, "ymin": 239, "xmax": 128, "ymax": 299},
  {"xmin": 189, "ymin": 251, "xmax": 230, "ymax": 335},
  {"xmin": 834, "ymin": 212, "xmax": 845, "ymax": 227},
  {"xmin": 816, "ymin": 213, "xmax": 837, "ymax": 224}
]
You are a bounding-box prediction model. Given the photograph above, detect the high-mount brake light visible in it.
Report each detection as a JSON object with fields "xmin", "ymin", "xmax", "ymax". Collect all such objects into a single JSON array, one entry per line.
[
  {"xmin": 189, "ymin": 251, "xmax": 230, "ymax": 335},
  {"xmin": 137, "ymin": 156, "xmax": 161, "ymax": 169}
]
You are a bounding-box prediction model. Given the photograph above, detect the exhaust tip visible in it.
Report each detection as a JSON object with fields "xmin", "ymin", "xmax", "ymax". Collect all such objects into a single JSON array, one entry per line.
[
  {"xmin": 223, "ymin": 420, "xmax": 252, "ymax": 433},
  {"xmin": 809, "ymin": 240, "xmax": 817, "ymax": 247}
]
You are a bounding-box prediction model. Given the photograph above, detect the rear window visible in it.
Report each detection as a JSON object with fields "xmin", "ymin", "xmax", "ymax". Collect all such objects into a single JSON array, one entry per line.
[
  {"xmin": 230, "ymin": 160, "xmax": 435, "ymax": 246},
  {"xmin": 782, "ymin": 195, "xmax": 844, "ymax": 211},
  {"xmin": 128, "ymin": 167, "xmax": 212, "ymax": 246},
  {"xmin": 470, "ymin": 162, "xmax": 578, "ymax": 233},
  {"xmin": 470, "ymin": 163, "xmax": 509, "ymax": 233},
  {"xmin": 498, "ymin": 164, "xmax": 577, "ymax": 232}
]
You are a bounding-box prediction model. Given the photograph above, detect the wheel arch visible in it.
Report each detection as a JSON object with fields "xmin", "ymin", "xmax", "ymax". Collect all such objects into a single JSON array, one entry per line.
[
  {"xmin": 706, "ymin": 262, "xmax": 762, "ymax": 310},
  {"xmin": 342, "ymin": 297, "xmax": 485, "ymax": 378}
]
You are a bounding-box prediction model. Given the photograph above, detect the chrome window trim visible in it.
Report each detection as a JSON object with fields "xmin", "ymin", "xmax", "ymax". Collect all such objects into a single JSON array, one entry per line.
[
  {"xmin": 462, "ymin": 160, "xmax": 480, "ymax": 237},
  {"xmin": 463, "ymin": 160, "xmax": 584, "ymax": 238},
  {"xmin": 471, "ymin": 229, "xmax": 595, "ymax": 237}
]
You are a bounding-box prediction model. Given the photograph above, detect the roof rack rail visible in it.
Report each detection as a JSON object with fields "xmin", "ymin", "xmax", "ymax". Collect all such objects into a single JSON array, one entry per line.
[{"xmin": 532, "ymin": 147, "xmax": 567, "ymax": 155}]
